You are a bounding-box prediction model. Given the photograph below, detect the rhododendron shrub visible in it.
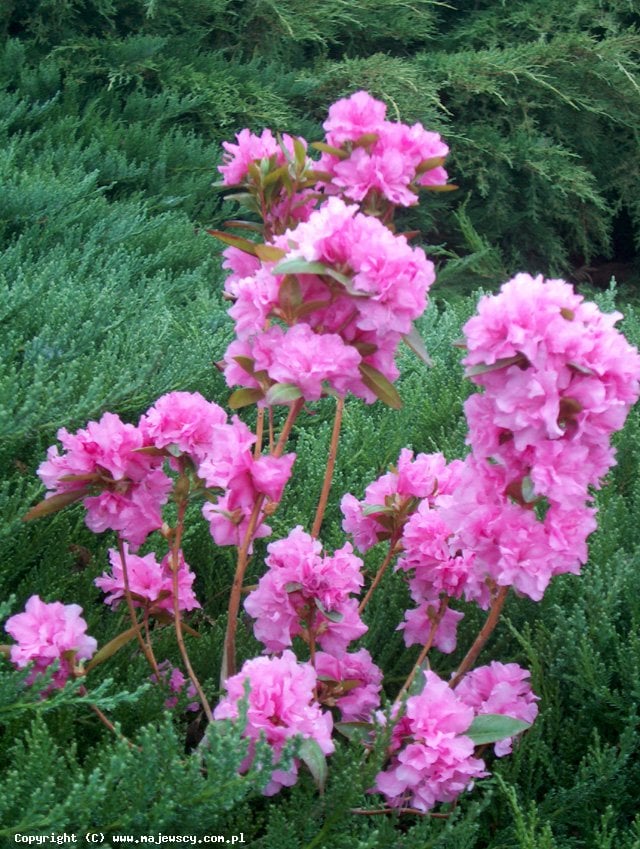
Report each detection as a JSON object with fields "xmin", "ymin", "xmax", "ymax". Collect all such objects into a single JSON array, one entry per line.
[{"xmin": 7, "ymin": 91, "xmax": 640, "ymax": 818}]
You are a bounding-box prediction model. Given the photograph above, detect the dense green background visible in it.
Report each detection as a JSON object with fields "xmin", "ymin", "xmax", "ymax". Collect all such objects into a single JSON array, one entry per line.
[{"xmin": 1, "ymin": 1, "xmax": 640, "ymax": 845}]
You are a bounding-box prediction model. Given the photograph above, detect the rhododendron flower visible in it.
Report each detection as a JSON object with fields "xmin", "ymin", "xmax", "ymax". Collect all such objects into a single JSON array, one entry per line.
[
  {"xmin": 5, "ymin": 595, "xmax": 97, "ymax": 689},
  {"xmin": 139, "ymin": 391, "xmax": 227, "ymax": 462},
  {"xmin": 341, "ymin": 450, "xmax": 463, "ymax": 552},
  {"xmin": 214, "ymin": 651, "xmax": 334, "ymax": 795},
  {"xmin": 454, "ymin": 662, "xmax": 539, "ymax": 755},
  {"xmin": 38, "ymin": 412, "xmax": 172, "ymax": 549},
  {"xmin": 375, "ymin": 670, "xmax": 487, "ymax": 812},
  {"xmin": 95, "ymin": 544, "xmax": 200, "ymax": 614},
  {"xmin": 463, "ymin": 274, "xmax": 640, "ymax": 498},
  {"xmin": 323, "ymin": 90, "xmax": 388, "ymax": 146},
  {"xmin": 321, "ymin": 92, "xmax": 450, "ymax": 207},
  {"xmin": 315, "ymin": 649, "xmax": 383, "ymax": 721},
  {"xmin": 398, "ymin": 601, "xmax": 465, "ymax": 654},
  {"xmin": 218, "ymin": 129, "xmax": 306, "ymax": 187},
  {"xmin": 244, "ymin": 526, "xmax": 366, "ymax": 654}
]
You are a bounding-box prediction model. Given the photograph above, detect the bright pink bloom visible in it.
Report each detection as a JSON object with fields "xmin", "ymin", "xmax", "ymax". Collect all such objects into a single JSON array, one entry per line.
[
  {"xmin": 375, "ymin": 670, "xmax": 487, "ymax": 812},
  {"xmin": 5, "ymin": 595, "xmax": 97, "ymax": 689},
  {"xmin": 139, "ymin": 392, "xmax": 227, "ymax": 462},
  {"xmin": 398, "ymin": 602, "xmax": 465, "ymax": 654},
  {"xmin": 316, "ymin": 649, "xmax": 382, "ymax": 721},
  {"xmin": 244, "ymin": 527, "xmax": 366, "ymax": 654},
  {"xmin": 454, "ymin": 662, "xmax": 539, "ymax": 756},
  {"xmin": 95, "ymin": 544, "xmax": 200, "ymax": 614},
  {"xmin": 214, "ymin": 650, "xmax": 334, "ymax": 795},
  {"xmin": 323, "ymin": 90, "xmax": 387, "ymax": 146},
  {"xmin": 38, "ymin": 412, "xmax": 172, "ymax": 549}
]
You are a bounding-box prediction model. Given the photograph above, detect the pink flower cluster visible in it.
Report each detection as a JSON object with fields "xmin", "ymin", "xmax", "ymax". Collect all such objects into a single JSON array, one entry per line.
[
  {"xmin": 38, "ymin": 412, "xmax": 173, "ymax": 549},
  {"xmin": 375, "ymin": 671, "xmax": 487, "ymax": 812},
  {"xmin": 5, "ymin": 595, "xmax": 97, "ymax": 689},
  {"xmin": 341, "ymin": 449, "xmax": 463, "ymax": 551},
  {"xmin": 315, "ymin": 648, "xmax": 382, "ymax": 722},
  {"xmin": 454, "ymin": 662, "xmax": 539, "ymax": 756},
  {"xmin": 95, "ymin": 544, "xmax": 200, "ymax": 615},
  {"xmin": 38, "ymin": 392, "xmax": 296, "ymax": 552},
  {"xmin": 244, "ymin": 527, "xmax": 366, "ymax": 655},
  {"xmin": 320, "ymin": 91, "xmax": 450, "ymax": 207},
  {"xmin": 223, "ymin": 197, "xmax": 435, "ymax": 405},
  {"xmin": 213, "ymin": 651, "xmax": 334, "ymax": 795}
]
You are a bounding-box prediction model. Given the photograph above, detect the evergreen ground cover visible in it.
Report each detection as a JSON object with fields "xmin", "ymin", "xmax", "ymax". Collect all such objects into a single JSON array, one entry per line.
[{"xmin": 1, "ymin": 1, "xmax": 640, "ymax": 845}]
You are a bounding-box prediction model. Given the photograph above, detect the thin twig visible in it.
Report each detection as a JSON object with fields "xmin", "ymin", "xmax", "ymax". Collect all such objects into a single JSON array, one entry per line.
[
  {"xmin": 311, "ymin": 397, "xmax": 344, "ymax": 538},
  {"xmin": 222, "ymin": 398, "xmax": 305, "ymax": 684},
  {"xmin": 395, "ymin": 597, "xmax": 449, "ymax": 703},
  {"xmin": 358, "ymin": 538, "xmax": 401, "ymax": 615},
  {"xmin": 171, "ymin": 493, "xmax": 213, "ymax": 722},
  {"xmin": 117, "ymin": 536, "xmax": 161, "ymax": 678},
  {"xmin": 449, "ymin": 586, "xmax": 510, "ymax": 689}
]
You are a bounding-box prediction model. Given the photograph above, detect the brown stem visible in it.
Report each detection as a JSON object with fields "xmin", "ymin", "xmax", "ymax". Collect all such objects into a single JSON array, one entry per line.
[
  {"xmin": 350, "ymin": 808, "xmax": 449, "ymax": 818},
  {"xmin": 171, "ymin": 494, "xmax": 213, "ymax": 722},
  {"xmin": 268, "ymin": 406, "xmax": 275, "ymax": 453},
  {"xmin": 358, "ymin": 538, "xmax": 400, "ymax": 615},
  {"xmin": 254, "ymin": 407, "xmax": 265, "ymax": 459},
  {"xmin": 396, "ymin": 597, "xmax": 449, "ymax": 703},
  {"xmin": 79, "ymin": 685, "xmax": 135, "ymax": 748},
  {"xmin": 117, "ymin": 536, "xmax": 161, "ymax": 679},
  {"xmin": 222, "ymin": 398, "xmax": 305, "ymax": 685},
  {"xmin": 311, "ymin": 397, "xmax": 344, "ymax": 539},
  {"xmin": 449, "ymin": 586, "xmax": 510, "ymax": 689}
]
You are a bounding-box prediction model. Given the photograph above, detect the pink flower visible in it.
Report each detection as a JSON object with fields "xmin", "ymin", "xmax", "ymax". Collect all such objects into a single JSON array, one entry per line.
[
  {"xmin": 315, "ymin": 648, "xmax": 383, "ymax": 721},
  {"xmin": 454, "ymin": 662, "xmax": 539, "ymax": 756},
  {"xmin": 5, "ymin": 595, "xmax": 97, "ymax": 689},
  {"xmin": 398, "ymin": 602, "xmax": 465, "ymax": 654},
  {"xmin": 244, "ymin": 527, "xmax": 366, "ymax": 654},
  {"xmin": 323, "ymin": 91, "xmax": 387, "ymax": 147},
  {"xmin": 375, "ymin": 671, "xmax": 487, "ymax": 812},
  {"xmin": 95, "ymin": 544, "xmax": 200, "ymax": 614},
  {"xmin": 38, "ymin": 412, "xmax": 172, "ymax": 549},
  {"xmin": 214, "ymin": 651, "xmax": 334, "ymax": 795},
  {"xmin": 139, "ymin": 392, "xmax": 227, "ymax": 462}
]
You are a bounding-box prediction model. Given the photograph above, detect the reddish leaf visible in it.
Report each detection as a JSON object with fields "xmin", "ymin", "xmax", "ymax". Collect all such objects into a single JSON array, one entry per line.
[
  {"xmin": 23, "ymin": 489, "xmax": 87, "ymax": 521},
  {"xmin": 228, "ymin": 388, "xmax": 264, "ymax": 409},
  {"xmin": 358, "ymin": 363, "xmax": 402, "ymax": 409}
]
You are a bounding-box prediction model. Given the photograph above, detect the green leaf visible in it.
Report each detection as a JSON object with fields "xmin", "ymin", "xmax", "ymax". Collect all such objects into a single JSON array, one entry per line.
[
  {"xmin": 265, "ymin": 383, "xmax": 302, "ymax": 406},
  {"xmin": 232, "ymin": 355, "xmax": 256, "ymax": 376},
  {"xmin": 335, "ymin": 721, "xmax": 372, "ymax": 741},
  {"xmin": 423, "ymin": 183, "xmax": 458, "ymax": 192},
  {"xmin": 310, "ymin": 141, "xmax": 348, "ymax": 160},
  {"xmin": 314, "ymin": 597, "xmax": 343, "ymax": 623},
  {"xmin": 299, "ymin": 738, "xmax": 328, "ymax": 793},
  {"xmin": 278, "ymin": 275, "xmax": 303, "ymax": 311},
  {"xmin": 23, "ymin": 489, "xmax": 87, "ymax": 521},
  {"xmin": 466, "ymin": 714, "xmax": 531, "ymax": 745},
  {"xmin": 521, "ymin": 475, "xmax": 537, "ymax": 503},
  {"xmin": 255, "ymin": 244, "xmax": 286, "ymax": 263},
  {"xmin": 361, "ymin": 504, "xmax": 389, "ymax": 516},
  {"xmin": 358, "ymin": 363, "xmax": 402, "ymax": 409},
  {"xmin": 416, "ymin": 156, "xmax": 447, "ymax": 175},
  {"xmin": 228, "ymin": 388, "xmax": 264, "ymax": 409},
  {"xmin": 353, "ymin": 132, "xmax": 379, "ymax": 147},
  {"xmin": 85, "ymin": 626, "xmax": 139, "ymax": 673},
  {"xmin": 206, "ymin": 230, "xmax": 258, "ymax": 256},
  {"xmin": 284, "ymin": 582, "xmax": 303, "ymax": 593},
  {"xmin": 466, "ymin": 354, "xmax": 527, "ymax": 377},
  {"xmin": 403, "ymin": 324, "xmax": 433, "ymax": 366}
]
